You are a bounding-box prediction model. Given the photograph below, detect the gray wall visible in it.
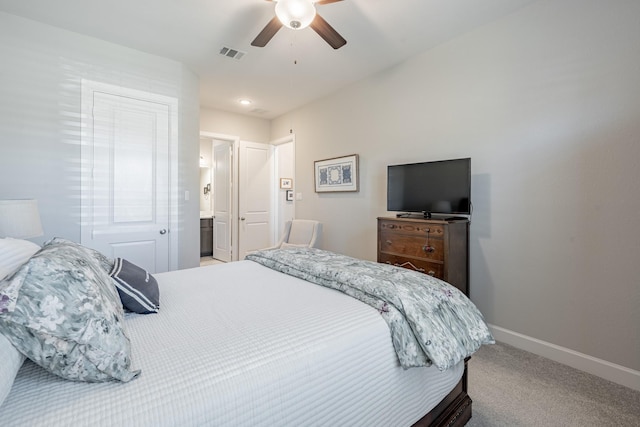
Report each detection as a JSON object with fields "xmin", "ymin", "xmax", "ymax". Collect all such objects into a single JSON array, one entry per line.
[
  {"xmin": 271, "ymin": 0, "xmax": 640, "ymax": 372},
  {"xmin": 0, "ymin": 12, "xmax": 200, "ymax": 270}
]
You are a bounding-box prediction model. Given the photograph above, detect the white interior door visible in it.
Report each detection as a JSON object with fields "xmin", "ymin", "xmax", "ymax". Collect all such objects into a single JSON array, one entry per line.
[
  {"xmin": 238, "ymin": 141, "xmax": 273, "ymax": 259},
  {"xmin": 213, "ymin": 141, "xmax": 232, "ymax": 262},
  {"xmin": 82, "ymin": 88, "xmax": 171, "ymax": 273}
]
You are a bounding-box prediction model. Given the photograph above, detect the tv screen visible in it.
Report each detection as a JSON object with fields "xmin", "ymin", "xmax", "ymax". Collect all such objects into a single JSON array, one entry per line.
[{"xmin": 387, "ymin": 158, "xmax": 471, "ymax": 216}]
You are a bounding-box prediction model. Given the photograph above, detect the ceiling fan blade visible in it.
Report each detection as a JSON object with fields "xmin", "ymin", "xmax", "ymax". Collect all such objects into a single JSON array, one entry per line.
[
  {"xmin": 310, "ymin": 14, "xmax": 347, "ymax": 49},
  {"xmin": 315, "ymin": 0, "xmax": 344, "ymax": 5},
  {"xmin": 251, "ymin": 16, "xmax": 283, "ymax": 47}
]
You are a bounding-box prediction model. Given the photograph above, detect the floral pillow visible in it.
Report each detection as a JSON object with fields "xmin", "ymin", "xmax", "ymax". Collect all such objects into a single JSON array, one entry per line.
[
  {"xmin": 0, "ymin": 239, "xmax": 140, "ymax": 382},
  {"xmin": 45, "ymin": 237, "xmax": 114, "ymax": 274}
]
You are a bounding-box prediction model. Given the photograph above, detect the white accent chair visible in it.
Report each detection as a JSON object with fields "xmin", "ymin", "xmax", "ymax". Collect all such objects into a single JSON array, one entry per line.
[{"xmin": 268, "ymin": 220, "xmax": 322, "ymax": 249}]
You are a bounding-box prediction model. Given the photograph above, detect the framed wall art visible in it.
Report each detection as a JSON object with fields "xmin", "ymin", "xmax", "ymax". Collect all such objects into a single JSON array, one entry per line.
[
  {"xmin": 314, "ymin": 154, "xmax": 359, "ymax": 193},
  {"xmin": 280, "ymin": 178, "xmax": 293, "ymax": 189}
]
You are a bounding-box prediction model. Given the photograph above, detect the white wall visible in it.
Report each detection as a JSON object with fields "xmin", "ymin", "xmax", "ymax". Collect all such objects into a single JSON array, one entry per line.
[
  {"xmin": 199, "ymin": 139, "xmax": 213, "ymax": 213},
  {"xmin": 271, "ymin": 0, "xmax": 640, "ymax": 376},
  {"xmin": 200, "ymin": 108, "xmax": 271, "ymax": 143},
  {"xmin": 0, "ymin": 12, "xmax": 200, "ymax": 269}
]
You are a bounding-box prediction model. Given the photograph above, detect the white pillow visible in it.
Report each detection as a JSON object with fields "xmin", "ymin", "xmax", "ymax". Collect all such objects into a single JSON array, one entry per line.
[
  {"xmin": 0, "ymin": 332, "xmax": 25, "ymax": 407},
  {"xmin": 0, "ymin": 238, "xmax": 40, "ymax": 281}
]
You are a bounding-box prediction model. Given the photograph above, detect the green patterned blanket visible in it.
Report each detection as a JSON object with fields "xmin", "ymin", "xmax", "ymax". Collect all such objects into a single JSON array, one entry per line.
[{"xmin": 246, "ymin": 248, "xmax": 494, "ymax": 371}]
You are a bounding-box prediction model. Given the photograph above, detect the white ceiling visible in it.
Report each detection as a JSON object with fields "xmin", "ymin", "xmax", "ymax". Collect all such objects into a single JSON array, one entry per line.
[{"xmin": 0, "ymin": 0, "xmax": 537, "ymax": 119}]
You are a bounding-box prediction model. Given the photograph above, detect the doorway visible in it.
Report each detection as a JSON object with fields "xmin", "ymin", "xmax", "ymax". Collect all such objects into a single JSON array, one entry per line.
[
  {"xmin": 199, "ymin": 133, "xmax": 293, "ymax": 262},
  {"xmin": 237, "ymin": 140, "xmax": 273, "ymax": 260},
  {"xmin": 200, "ymin": 132, "xmax": 238, "ymax": 263},
  {"xmin": 271, "ymin": 135, "xmax": 295, "ymax": 243}
]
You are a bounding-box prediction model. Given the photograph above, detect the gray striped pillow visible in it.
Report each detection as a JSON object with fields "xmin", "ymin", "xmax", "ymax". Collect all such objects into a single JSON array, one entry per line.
[{"xmin": 110, "ymin": 258, "xmax": 159, "ymax": 314}]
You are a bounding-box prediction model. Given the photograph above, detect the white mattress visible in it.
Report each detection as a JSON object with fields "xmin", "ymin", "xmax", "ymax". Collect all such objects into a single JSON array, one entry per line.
[{"xmin": 2, "ymin": 260, "xmax": 463, "ymax": 426}]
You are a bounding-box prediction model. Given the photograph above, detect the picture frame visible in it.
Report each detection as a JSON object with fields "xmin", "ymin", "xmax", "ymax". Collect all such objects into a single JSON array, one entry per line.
[
  {"xmin": 280, "ymin": 178, "xmax": 293, "ymax": 189},
  {"xmin": 314, "ymin": 154, "xmax": 359, "ymax": 193},
  {"xmin": 286, "ymin": 190, "xmax": 294, "ymax": 201}
]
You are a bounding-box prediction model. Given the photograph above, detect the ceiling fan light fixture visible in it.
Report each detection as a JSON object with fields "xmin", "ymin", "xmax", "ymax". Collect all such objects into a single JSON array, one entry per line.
[{"xmin": 275, "ymin": 0, "xmax": 317, "ymax": 30}]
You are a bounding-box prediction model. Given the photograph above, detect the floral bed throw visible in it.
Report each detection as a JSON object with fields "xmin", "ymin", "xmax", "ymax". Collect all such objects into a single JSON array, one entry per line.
[{"xmin": 246, "ymin": 248, "xmax": 494, "ymax": 371}]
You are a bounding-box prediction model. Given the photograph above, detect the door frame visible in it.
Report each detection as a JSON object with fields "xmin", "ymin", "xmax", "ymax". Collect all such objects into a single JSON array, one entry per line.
[
  {"xmin": 271, "ymin": 134, "xmax": 296, "ymax": 243},
  {"xmin": 80, "ymin": 79, "xmax": 179, "ymax": 271},
  {"xmin": 199, "ymin": 131, "xmax": 240, "ymax": 261}
]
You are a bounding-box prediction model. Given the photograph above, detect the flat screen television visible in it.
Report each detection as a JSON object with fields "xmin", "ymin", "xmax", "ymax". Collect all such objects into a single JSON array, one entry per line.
[{"xmin": 387, "ymin": 158, "xmax": 471, "ymax": 217}]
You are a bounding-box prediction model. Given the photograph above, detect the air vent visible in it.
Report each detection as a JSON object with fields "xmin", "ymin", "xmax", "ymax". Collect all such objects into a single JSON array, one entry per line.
[
  {"xmin": 250, "ymin": 108, "xmax": 268, "ymax": 115},
  {"xmin": 219, "ymin": 46, "xmax": 246, "ymax": 60}
]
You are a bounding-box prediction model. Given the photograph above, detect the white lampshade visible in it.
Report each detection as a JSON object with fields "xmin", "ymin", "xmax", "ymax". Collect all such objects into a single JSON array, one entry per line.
[
  {"xmin": 275, "ymin": 0, "xmax": 317, "ymax": 30},
  {"xmin": 0, "ymin": 199, "xmax": 44, "ymax": 239}
]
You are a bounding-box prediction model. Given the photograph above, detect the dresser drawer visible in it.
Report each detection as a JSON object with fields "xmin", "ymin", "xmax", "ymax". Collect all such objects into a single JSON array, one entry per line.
[
  {"xmin": 377, "ymin": 216, "xmax": 469, "ymax": 296},
  {"xmin": 379, "ymin": 231, "xmax": 444, "ymax": 261},
  {"xmin": 378, "ymin": 253, "xmax": 443, "ymax": 279},
  {"xmin": 379, "ymin": 220, "xmax": 444, "ymax": 238}
]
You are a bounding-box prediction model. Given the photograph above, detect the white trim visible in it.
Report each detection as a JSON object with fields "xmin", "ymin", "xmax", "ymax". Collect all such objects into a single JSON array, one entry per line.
[
  {"xmin": 271, "ymin": 134, "xmax": 295, "ymax": 146},
  {"xmin": 489, "ymin": 324, "xmax": 640, "ymax": 392},
  {"xmin": 270, "ymin": 134, "xmax": 296, "ymax": 244}
]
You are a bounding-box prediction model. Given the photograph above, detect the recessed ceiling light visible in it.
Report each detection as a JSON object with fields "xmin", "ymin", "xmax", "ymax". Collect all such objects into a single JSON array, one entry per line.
[{"xmin": 239, "ymin": 99, "xmax": 252, "ymax": 106}]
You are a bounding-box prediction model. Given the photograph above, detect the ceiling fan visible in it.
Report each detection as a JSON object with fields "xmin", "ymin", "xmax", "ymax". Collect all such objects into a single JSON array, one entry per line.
[{"xmin": 251, "ymin": 0, "xmax": 347, "ymax": 50}]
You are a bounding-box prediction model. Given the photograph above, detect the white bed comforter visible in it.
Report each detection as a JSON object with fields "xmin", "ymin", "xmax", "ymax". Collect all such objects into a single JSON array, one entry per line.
[{"xmin": 1, "ymin": 261, "xmax": 463, "ymax": 426}]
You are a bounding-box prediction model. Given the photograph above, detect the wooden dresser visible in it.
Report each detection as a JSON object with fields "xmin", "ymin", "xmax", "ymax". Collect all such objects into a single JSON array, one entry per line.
[{"xmin": 377, "ymin": 217, "xmax": 469, "ymax": 296}]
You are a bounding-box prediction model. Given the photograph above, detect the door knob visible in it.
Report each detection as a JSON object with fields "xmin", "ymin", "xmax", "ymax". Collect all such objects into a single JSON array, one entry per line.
[
  {"xmin": 240, "ymin": 217, "xmax": 246, "ymax": 221},
  {"xmin": 159, "ymin": 229, "xmax": 167, "ymax": 235}
]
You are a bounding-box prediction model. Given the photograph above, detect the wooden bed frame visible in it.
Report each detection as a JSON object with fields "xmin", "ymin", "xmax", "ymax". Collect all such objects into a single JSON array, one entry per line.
[{"xmin": 412, "ymin": 358, "xmax": 472, "ymax": 427}]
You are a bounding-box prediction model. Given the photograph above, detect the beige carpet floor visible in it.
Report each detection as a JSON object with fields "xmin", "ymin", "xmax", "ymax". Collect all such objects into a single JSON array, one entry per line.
[{"xmin": 466, "ymin": 342, "xmax": 640, "ymax": 426}]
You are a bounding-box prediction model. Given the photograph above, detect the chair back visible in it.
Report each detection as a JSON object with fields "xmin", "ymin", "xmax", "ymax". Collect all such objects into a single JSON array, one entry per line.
[{"xmin": 281, "ymin": 219, "xmax": 322, "ymax": 248}]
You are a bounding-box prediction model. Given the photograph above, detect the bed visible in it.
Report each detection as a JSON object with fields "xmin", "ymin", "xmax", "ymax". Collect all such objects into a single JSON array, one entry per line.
[{"xmin": 0, "ymin": 238, "xmax": 492, "ymax": 426}]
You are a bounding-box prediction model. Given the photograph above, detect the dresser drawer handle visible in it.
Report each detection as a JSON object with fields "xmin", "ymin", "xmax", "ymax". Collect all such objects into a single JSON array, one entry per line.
[
  {"xmin": 386, "ymin": 240, "xmax": 392, "ymax": 245},
  {"xmin": 427, "ymin": 270, "xmax": 436, "ymax": 276},
  {"xmin": 393, "ymin": 261, "xmax": 425, "ymax": 273},
  {"xmin": 422, "ymin": 245, "xmax": 435, "ymax": 253}
]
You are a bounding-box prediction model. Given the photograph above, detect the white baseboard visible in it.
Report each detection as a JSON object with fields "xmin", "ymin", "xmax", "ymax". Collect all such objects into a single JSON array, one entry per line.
[{"xmin": 488, "ymin": 324, "xmax": 640, "ymax": 392}]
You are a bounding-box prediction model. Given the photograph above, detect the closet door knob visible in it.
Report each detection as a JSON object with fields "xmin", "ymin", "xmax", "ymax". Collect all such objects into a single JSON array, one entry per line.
[{"xmin": 159, "ymin": 229, "xmax": 167, "ymax": 235}]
